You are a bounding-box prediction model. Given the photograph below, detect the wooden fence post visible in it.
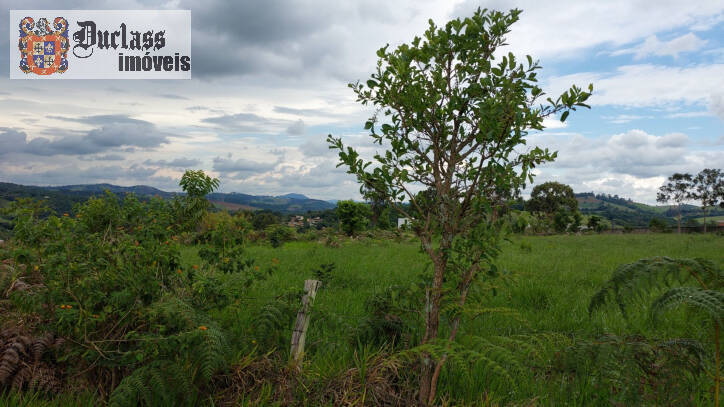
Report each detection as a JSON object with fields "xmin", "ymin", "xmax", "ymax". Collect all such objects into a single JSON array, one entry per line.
[{"xmin": 290, "ymin": 279, "xmax": 321, "ymax": 363}]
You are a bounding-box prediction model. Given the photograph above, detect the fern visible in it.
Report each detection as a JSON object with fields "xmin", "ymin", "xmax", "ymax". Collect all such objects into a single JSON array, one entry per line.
[
  {"xmin": 555, "ymin": 334, "xmax": 707, "ymax": 405},
  {"xmin": 589, "ymin": 257, "xmax": 722, "ymax": 316},
  {"xmin": 590, "ymin": 257, "xmax": 724, "ymax": 404},
  {"xmin": 109, "ymin": 360, "xmax": 192, "ymax": 407},
  {"xmin": 652, "ymin": 286, "xmax": 724, "ymax": 324}
]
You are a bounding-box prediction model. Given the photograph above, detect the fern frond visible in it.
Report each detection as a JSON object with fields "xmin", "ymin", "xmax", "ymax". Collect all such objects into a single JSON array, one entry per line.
[
  {"xmin": 464, "ymin": 306, "xmax": 529, "ymax": 326},
  {"xmin": 109, "ymin": 360, "xmax": 193, "ymax": 407},
  {"xmin": 198, "ymin": 325, "xmax": 227, "ymax": 381},
  {"xmin": 651, "ymin": 286, "xmax": 724, "ymax": 325},
  {"xmin": 589, "ymin": 257, "xmax": 722, "ymax": 316}
]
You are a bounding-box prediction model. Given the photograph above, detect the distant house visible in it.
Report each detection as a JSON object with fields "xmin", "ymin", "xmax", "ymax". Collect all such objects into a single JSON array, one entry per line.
[
  {"xmin": 397, "ymin": 217, "xmax": 411, "ymax": 228},
  {"xmin": 718, "ymin": 220, "xmax": 724, "ymax": 227},
  {"xmin": 287, "ymin": 215, "xmax": 323, "ymax": 228},
  {"xmin": 287, "ymin": 215, "xmax": 306, "ymax": 228}
]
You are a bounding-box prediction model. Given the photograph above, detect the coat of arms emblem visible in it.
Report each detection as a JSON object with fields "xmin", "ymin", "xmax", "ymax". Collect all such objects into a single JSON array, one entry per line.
[{"xmin": 18, "ymin": 17, "xmax": 69, "ymax": 75}]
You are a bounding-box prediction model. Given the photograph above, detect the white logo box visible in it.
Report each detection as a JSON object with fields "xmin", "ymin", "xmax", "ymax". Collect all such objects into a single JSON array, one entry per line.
[{"xmin": 10, "ymin": 10, "xmax": 191, "ymax": 79}]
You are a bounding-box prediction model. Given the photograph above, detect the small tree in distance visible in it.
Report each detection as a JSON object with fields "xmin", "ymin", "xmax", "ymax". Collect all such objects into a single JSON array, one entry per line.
[
  {"xmin": 528, "ymin": 181, "xmax": 580, "ymax": 232},
  {"xmin": 336, "ymin": 200, "xmax": 371, "ymax": 236},
  {"xmin": 328, "ymin": 8, "xmax": 592, "ymax": 404},
  {"xmin": 692, "ymin": 168, "xmax": 723, "ymax": 233},
  {"xmin": 176, "ymin": 169, "xmax": 220, "ymax": 231},
  {"xmin": 656, "ymin": 173, "xmax": 693, "ymax": 234}
]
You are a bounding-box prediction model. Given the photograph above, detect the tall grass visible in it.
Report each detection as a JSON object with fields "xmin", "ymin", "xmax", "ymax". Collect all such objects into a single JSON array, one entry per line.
[
  {"xmin": 6, "ymin": 233, "xmax": 719, "ymax": 405},
  {"xmin": 182, "ymin": 233, "xmax": 723, "ymax": 404}
]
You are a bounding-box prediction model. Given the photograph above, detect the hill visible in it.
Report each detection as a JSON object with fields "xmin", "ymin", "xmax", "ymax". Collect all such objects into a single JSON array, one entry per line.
[
  {"xmin": 575, "ymin": 192, "xmax": 724, "ymax": 227},
  {"xmin": 0, "ymin": 182, "xmax": 335, "ymax": 222}
]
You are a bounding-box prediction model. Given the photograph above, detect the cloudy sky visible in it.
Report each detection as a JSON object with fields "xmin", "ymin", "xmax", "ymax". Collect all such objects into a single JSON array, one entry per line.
[{"xmin": 1, "ymin": 0, "xmax": 723, "ymax": 203}]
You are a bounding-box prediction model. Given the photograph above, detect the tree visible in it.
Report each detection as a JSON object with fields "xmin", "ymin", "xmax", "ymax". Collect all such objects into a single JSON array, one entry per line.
[
  {"xmin": 649, "ymin": 217, "xmax": 669, "ymax": 233},
  {"xmin": 692, "ymin": 168, "xmax": 724, "ymax": 233},
  {"xmin": 252, "ymin": 210, "xmax": 280, "ymax": 231},
  {"xmin": 335, "ymin": 200, "xmax": 371, "ymax": 236},
  {"xmin": 528, "ymin": 182, "xmax": 579, "ymax": 233},
  {"xmin": 587, "ymin": 215, "xmax": 602, "ymax": 232},
  {"xmin": 528, "ymin": 181, "xmax": 578, "ymax": 215},
  {"xmin": 656, "ymin": 173, "xmax": 693, "ymax": 234},
  {"xmin": 176, "ymin": 169, "xmax": 220, "ymax": 231},
  {"xmin": 328, "ymin": 8, "xmax": 592, "ymax": 404},
  {"xmin": 361, "ymin": 176, "xmax": 388, "ymax": 229}
]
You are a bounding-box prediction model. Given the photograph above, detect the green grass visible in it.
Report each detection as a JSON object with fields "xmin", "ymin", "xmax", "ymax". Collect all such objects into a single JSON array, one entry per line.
[
  {"xmin": 692, "ymin": 215, "xmax": 724, "ymax": 222},
  {"xmin": 177, "ymin": 233, "xmax": 723, "ymax": 405},
  {"xmin": 6, "ymin": 233, "xmax": 720, "ymax": 405}
]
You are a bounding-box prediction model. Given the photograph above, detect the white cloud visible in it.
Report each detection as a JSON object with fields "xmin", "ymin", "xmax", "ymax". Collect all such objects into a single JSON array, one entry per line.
[
  {"xmin": 547, "ymin": 64, "xmax": 724, "ymax": 108},
  {"xmin": 611, "ymin": 33, "xmax": 707, "ymax": 60},
  {"xmin": 710, "ymin": 93, "xmax": 724, "ymax": 119},
  {"xmin": 529, "ymin": 129, "xmax": 724, "ymax": 203},
  {"xmin": 454, "ymin": 0, "xmax": 724, "ymax": 60}
]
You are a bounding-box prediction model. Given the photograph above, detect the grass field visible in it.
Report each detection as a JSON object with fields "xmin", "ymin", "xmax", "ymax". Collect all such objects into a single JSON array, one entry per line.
[
  {"xmin": 186, "ymin": 233, "xmax": 721, "ymax": 405},
  {"xmin": 3, "ymin": 233, "xmax": 722, "ymax": 406}
]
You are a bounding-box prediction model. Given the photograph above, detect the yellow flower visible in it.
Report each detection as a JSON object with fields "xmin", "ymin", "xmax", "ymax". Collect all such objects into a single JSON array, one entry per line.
[
  {"xmin": 33, "ymin": 265, "xmax": 39, "ymax": 271},
  {"xmin": 63, "ymin": 213, "xmax": 69, "ymax": 217}
]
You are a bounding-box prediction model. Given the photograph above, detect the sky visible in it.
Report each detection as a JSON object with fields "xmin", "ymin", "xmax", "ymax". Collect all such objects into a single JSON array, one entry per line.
[{"xmin": 0, "ymin": 0, "xmax": 722, "ymax": 204}]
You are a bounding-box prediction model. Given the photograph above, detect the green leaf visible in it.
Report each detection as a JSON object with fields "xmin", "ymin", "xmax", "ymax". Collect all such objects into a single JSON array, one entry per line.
[{"xmin": 560, "ymin": 111, "xmax": 569, "ymax": 122}]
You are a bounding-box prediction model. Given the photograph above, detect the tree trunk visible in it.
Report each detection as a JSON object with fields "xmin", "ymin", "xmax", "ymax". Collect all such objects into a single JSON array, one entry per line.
[
  {"xmin": 677, "ymin": 203, "xmax": 682, "ymax": 234},
  {"xmin": 419, "ymin": 255, "xmax": 446, "ymax": 405},
  {"xmin": 703, "ymin": 208, "xmax": 708, "ymax": 233}
]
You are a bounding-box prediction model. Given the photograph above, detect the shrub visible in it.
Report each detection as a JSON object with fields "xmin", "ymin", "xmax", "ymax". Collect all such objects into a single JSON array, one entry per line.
[
  {"xmin": 0, "ymin": 191, "xmax": 260, "ymax": 404},
  {"xmin": 649, "ymin": 217, "xmax": 670, "ymax": 233},
  {"xmin": 336, "ymin": 200, "xmax": 371, "ymax": 236},
  {"xmin": 265, "ymin": 224, "xmax": 295, "ymax": 248}
]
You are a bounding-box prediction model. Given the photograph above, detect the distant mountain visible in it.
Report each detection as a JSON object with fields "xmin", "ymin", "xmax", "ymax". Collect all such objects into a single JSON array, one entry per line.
[
  {"xmin": 44, "ymin": 183, "xmax": 176, "ymax": 198},
  {"xmin": 207, "ymin": 192, "xmax": 334, "ymax": 213},
  {"xmin": 0, "ymin": 182, "xmax": 335, "ymax": 217},
  {"xmin": 279, "ymin": 193, "xmax": 309, "ymax": 200}
]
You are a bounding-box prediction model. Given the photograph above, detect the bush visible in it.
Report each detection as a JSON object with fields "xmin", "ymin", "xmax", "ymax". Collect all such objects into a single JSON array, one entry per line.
[
  {"xmin": 265, "ymin": 224, "xmax": 295, "ymax": 248},
  {"xmin": 649, "ymin": 217, "xmax": 670, "ymax": 233},
  {"xmin": 0, "ymin": 192, "xmax": 262, "ymax": 404},
  {"xmin": 336, "ymin": 200, "xmax": 371, "ymax": 236}
]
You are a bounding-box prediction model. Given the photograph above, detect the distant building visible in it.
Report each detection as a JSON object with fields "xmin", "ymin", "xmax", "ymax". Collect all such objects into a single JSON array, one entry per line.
[
  {"xmin": 287, "ymin": 215, "xmax": 305, "ymax": 228},
  {"xmin": 287, "ymin": 215, "xmax": 322, "ymax": 228},
  {"xmin": 397, "ymin": 217, "xmax": 411, "ymax": 228}
]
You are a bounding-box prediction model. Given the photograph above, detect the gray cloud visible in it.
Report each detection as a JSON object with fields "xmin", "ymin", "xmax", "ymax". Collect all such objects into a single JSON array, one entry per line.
[
  {"xmin": 300, "ymin": 136, "xmax": 332, "ymax": 157},
  {"xmin": 158, "ymin": 94, "xmax": 190, "ymax": 100},
  {"xmin": 0, "ymin": 115, "xmax": 170, "ymax": 156},
  {"xmin": 277, "ymin": 159, "xmax": 352, "ymax": 189},
  {"xmin": 274, "ymin": 106, "xmax": 332, "ymax": 116},
  {"xmin": 3, "ymin": 164, "xmax": 160, "ymax": 186},
  {"xmin": 534, "ymin": 129, "xmax": 691, "ymax": 178},
  {"xmin": 212, "ymin": 155, "xmax": 278, "ymax": 176},
  {"xmin": 201, "ymin": 112, "xmax": 294, "ymax": 134},
  {"xmin": 145, "ymin": 157, "xmax": 202, "ymax": 168},
  {"xmin": 286, "ymin": 119, "xmax": 306, "ymax": 135}
]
